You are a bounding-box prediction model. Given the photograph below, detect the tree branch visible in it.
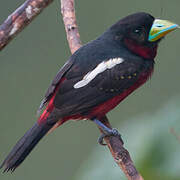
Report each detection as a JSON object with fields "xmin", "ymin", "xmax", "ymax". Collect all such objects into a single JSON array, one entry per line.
[
  {"xmin": 0, "ymin": 0, "xmax": 53, "ymax": 51},
  {"xmin": 60, "ymin": 0, "xmax": 144, "ymax": 180},
  {"xmin": 100, "ymin": 116, "xmax": 144, "ymax": 180},
  {"xmin": 61, "ymin": 0, "xmax": 81, "ymax": 54}
]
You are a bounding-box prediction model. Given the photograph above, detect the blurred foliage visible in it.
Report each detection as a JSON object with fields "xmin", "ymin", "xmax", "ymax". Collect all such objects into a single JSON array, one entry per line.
[{"xmin": 0, "ymin": 0, "xmax": 180, "ymax": 180}]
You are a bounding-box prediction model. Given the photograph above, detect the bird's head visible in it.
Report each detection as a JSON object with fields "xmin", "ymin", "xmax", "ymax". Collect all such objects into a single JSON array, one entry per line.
[{"xmin": 108, "ymin": 12, "xmax": 178, "ymax": 59}]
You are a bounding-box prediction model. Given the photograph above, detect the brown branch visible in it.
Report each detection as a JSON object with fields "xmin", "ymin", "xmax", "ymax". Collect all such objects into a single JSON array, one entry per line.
[
  {"xmin": 100, "ymin": 116, "xmax": 144, "ymax": 180},
  {"xmin": 60, "ymin": 0, "xmax": 144, "ymax": 180},
  {"xmin": 61, "ymin": 0, "xmax": 81, "ymax": 54},
  {"xmin": 170, "ymin": 128, "xmax": 180, "ymax": 143},
  {"xmin": 0, "ymin": 0, "xmax": 53, "ymax": 51}
]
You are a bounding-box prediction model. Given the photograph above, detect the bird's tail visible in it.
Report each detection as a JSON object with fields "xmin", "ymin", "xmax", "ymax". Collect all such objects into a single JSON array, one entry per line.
[{"xmin": 0, "ymin": 122, "xmax": 53, "ymax": 172}]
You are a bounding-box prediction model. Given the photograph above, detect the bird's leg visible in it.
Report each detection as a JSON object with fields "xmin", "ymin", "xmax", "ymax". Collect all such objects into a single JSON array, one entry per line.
[{"xmin": 92, "ymin": 118, "xmax": 122, "ymax": 146}]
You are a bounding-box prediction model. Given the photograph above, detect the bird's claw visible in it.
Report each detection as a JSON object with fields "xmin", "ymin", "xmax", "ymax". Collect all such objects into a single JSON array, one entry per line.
[
  {"xmin": 98, "ymin": 128, "xmax": 122, "ymax": 146},
  {"xmin": 98, "ymin": 133, "xmax": 107, "ymax": 146}
]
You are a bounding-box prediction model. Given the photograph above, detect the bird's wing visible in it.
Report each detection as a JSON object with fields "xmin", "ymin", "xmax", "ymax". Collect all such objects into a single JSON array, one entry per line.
[
  {"xmin": 37, "ymin": 58, "xmax": 74, "ymax": 114},
  {"xmin": 52, "ymin": 57, "xmax": 152, "ymax": 117}
]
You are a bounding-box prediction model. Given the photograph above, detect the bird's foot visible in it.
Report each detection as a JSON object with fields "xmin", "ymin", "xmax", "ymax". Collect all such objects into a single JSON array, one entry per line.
[
  {"xmin": 98, "ymin": 128, "xmax": 122, "ymax": 146},
  {"xmin": 91, "ymin": 118, "xmax": 123, "ymax": 146}
]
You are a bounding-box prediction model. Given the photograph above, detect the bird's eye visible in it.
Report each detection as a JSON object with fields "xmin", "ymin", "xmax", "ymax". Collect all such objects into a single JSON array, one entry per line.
[
  {"xmin": 131, "ymin": 27, "xmax": 145, "ymax": 42},
  {"xmin": 134, "ymin": 28, "xmax": 141, "ymax": 34}
]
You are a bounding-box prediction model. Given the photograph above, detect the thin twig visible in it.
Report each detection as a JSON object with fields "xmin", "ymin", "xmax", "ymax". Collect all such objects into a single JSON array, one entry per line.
[
  {"xmin": 100, "ymin": 116, "xmax": 144, "ymax": 180},
  {"xmin": 0, "ymin": 0, "xmax": 53, "ymax": 51},
  {"xmin": 60, "ymin": 0, "xmax": 144, "ymax": 180},
  {"xmin": 170, "ymin": 128, "xmax": 180, "ymax": 143},
  {"xmin": 61, "ymin": 0, "xmax": 81, "ymax": 54}
]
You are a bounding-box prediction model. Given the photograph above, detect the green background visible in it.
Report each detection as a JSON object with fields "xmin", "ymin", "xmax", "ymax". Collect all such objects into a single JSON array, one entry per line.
[{"xmin": 0, "ymin": 0, "xmax": 180, "ymax": 179}]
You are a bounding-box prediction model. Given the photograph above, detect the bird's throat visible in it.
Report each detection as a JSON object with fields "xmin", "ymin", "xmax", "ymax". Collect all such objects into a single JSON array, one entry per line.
[{"xmin": 124, "ymin": 38, "xmax": 157, "ymax": 59}]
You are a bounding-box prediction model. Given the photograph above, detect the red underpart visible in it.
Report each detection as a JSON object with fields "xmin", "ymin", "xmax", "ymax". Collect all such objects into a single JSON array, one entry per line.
[
  {"xmin": 87, "ymin": 68, "xmax": 154, "ymax": 119},
  {"xmin": 124, "ymin": 38, "xmax": 157, "ymax": 59},
  {"xmin": 38, "ymin": 78, "xmax": 66, "ymax": 124}
]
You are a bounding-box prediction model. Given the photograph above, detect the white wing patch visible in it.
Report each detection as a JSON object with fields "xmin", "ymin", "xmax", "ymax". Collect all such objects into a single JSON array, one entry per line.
[{"xmin": 74, "ymin": 57, "xmax": 124, "ymax": 89}]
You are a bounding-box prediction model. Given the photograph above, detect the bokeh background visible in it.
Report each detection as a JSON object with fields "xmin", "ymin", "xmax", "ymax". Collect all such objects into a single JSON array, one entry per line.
[{"xmin": 0, "ymin": 0, "xmax": 180, "ymax": 179}]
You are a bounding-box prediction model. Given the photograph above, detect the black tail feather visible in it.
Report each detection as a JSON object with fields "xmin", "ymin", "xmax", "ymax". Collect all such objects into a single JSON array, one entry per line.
[{"xmin": 0, "ymin": 122, "xmax": 52, "ymax": 172}]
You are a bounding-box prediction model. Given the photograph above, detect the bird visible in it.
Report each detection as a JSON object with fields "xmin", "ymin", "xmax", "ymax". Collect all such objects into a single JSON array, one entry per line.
[{"xmin": 0, "ymin": 12, "xmax": 178, "ymax": 172}]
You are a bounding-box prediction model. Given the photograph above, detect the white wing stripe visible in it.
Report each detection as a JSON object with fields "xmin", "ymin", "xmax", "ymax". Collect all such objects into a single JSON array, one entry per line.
[{"xmin": 74, "ymin": 57, "xmax": 124, "ymax": 89}]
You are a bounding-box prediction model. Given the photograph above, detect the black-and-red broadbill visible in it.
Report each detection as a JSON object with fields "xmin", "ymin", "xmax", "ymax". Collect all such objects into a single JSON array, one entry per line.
[{"xmin": 1, "ymin": 12, "xmax": 178, "ymax": 172}]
